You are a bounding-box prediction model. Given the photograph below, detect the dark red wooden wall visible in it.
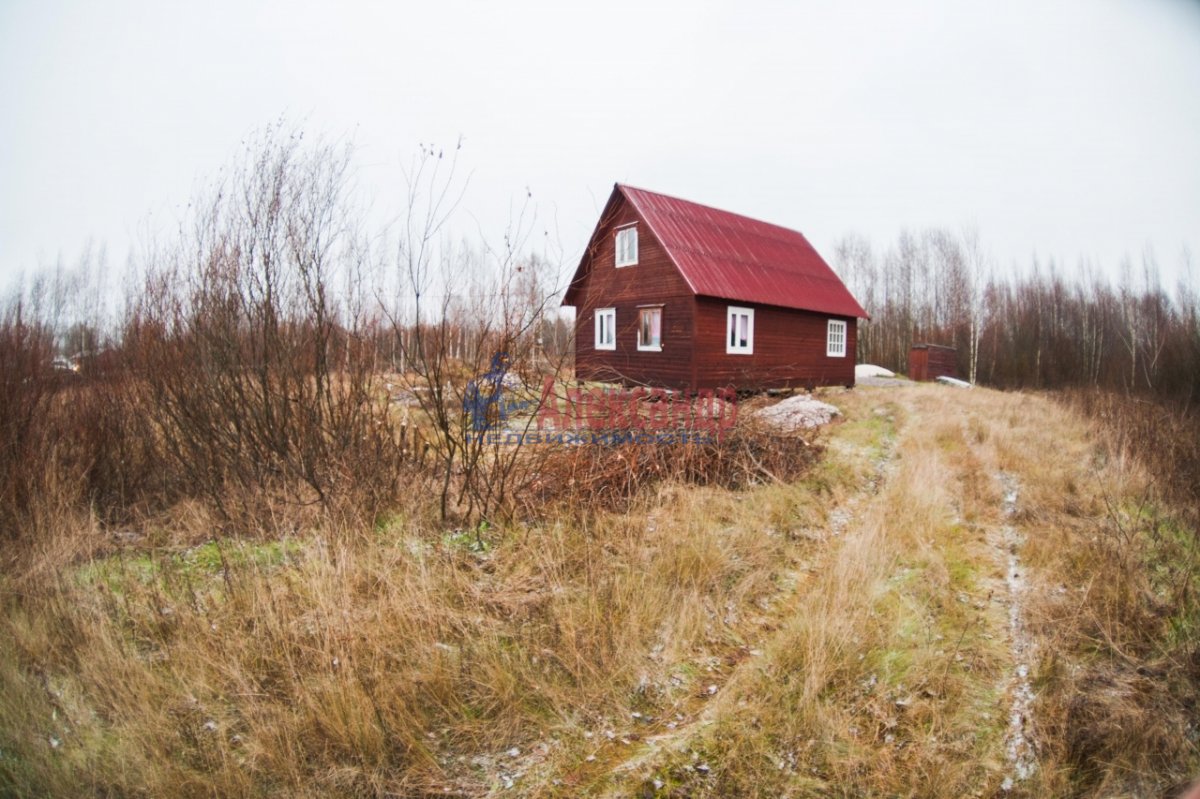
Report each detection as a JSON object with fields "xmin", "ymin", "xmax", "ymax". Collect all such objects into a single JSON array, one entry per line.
[
  {"xmin": 572, "ymin": 200, "xmax": 697, "ymax": 387},
  {"xmin": 691, "ymin": 299, "xmax": 856, "ymax": 390},
  {"xmin": 572, "ymin": 193, "xmax": 858, "ymax": 392}
]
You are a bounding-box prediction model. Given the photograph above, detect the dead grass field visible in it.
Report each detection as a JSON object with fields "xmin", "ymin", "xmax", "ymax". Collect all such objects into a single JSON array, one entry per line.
[{"xmin": 1, "ymin": 385, "xmax": 1197, "ymax": 798}]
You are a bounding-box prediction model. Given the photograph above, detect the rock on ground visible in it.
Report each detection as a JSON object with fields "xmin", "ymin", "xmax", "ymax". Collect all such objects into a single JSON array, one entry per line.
[{"xmin": 755, "ymin": 394, "xmax": 841, "ymax": 432}]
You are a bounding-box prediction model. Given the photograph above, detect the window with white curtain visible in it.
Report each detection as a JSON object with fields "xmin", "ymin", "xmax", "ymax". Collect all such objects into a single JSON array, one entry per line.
[{"xmin": 637, "ymin": 307, "xmax": 662, "ymax": 351}]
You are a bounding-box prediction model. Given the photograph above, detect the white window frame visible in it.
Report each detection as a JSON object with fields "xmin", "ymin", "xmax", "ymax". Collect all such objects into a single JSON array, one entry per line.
[
  {"xmin": 615, "ymin": 225, "xmax": 638, "ymax": 267},
  {"xmin": 594, "ymin": 307, "xmax": 616, "ymax": 351},
  {"xmin": 637, "ymin": 306, "xmax": 662, "ymax": 352},
  {"xmin": 826, "ymin": 319, "xmax": 847, "ymax": 357},
  {"xmin": 726, "ymin": 306, "xmax": 755, "ymax": 354}
]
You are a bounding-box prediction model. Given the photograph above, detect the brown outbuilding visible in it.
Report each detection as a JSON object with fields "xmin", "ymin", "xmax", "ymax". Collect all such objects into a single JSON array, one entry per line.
[{"xmin": 908, "ymin": 344, "xmax": 958, "ymax": 382}]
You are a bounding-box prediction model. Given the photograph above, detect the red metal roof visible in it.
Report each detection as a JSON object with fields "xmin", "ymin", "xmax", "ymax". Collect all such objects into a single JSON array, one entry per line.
[
  {"xmin": 565, "ymin": 184, "xmax": 867, "ymax": 319},
  {"xmin": 620, "ymin": 185, "xmax": 867, "ymax": 318}
]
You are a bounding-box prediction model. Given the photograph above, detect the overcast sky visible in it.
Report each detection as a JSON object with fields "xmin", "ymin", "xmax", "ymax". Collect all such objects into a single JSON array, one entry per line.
[{"xmin": 2, "ymin": 0, "xmax": 1198, "ymax": 291}]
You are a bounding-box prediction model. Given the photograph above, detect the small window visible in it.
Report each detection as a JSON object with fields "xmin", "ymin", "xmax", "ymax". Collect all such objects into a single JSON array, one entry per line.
[
  {"xmin": 726, "ymin": 306, "xmax": 754, "ymax": 354},
  {"xmin": 594, "ymin": 307, "xmax": 616, "ymax": 351},
  {"xmin": 637, "ymin": 307, "xmax": 662, "ymax": 351},
  {"xmin": 615, "ymin": 226, "xmax": 638, "ymax": 267},
  {"xmin": 827, "ymin": 319, "xmax": 847, "ymax": 357}
]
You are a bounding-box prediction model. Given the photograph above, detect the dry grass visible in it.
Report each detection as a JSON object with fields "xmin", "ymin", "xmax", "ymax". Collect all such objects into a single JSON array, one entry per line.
[
  {"xmin": 998, "ymin": 391, "xmax": 1200, "ymax": 798},
  {"xmin": 594, "ymin": 386, "xmax": 1199, "ymax": 798},
  {"xmin": 2, "ymin": 384, "xmax": 1197, "ymax": 798},
  {"xmin": 613, "ymin": 389, "xmax": 1013, "ymax": 797},
  {"xmin": 0, "ymin": 446, "xmax": 832, "ymax": 797}
]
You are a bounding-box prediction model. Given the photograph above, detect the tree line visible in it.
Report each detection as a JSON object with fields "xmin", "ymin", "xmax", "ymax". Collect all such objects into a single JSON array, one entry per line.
[{"xmin": 834, "ymin": 229, "xmax": 1200, "ymax": 402}]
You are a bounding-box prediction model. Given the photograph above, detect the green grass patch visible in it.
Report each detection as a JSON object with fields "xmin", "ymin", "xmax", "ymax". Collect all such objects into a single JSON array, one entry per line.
[{"xmin": 76, "ymin": 538, "xmax": 303, "ymax": 594}]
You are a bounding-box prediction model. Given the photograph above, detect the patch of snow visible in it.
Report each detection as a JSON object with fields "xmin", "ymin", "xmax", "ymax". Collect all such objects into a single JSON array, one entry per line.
[
  {"xmin": 855, "ymin": 364, "xmax": 895, "ymax": 378},
  {"xmin": 756, "ymin": 394, "xmax": 841, "ymax": 432},
  {"xmin": 998, "ymin": 472, "xmax": 1037, "ymax": 789},
  {"xmin": 935, "ymin": 376, "xmax": 973, "ymax": 389},
  {"xmin": 828, "ymin": 508, "xmax": 852, "ymax": 536}
]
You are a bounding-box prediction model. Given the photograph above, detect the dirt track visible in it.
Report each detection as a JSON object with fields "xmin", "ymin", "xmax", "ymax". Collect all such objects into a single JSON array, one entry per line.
[{"xmin": 563, "ymin": 384, "xmax": 1068, "ymax": 797}]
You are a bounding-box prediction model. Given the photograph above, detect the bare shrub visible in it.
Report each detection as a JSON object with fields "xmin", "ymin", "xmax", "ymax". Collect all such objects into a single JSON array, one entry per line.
[
  {"xmin": 0, "ymin": 300, "xmax": 58, "ymax": 541},
  {"xmin": 1060, "ymin": 388, "xmax": 1200, "ymax": 527},
  {"xmin": 0, "ymin": 250, "xmax": 161, "ymax": 558},
  {"xmin": 523, "ymin": 420, "xmax": 823, "ymax": 519},
  {"xmin": 383, "ymin": 145, "xmax": 570, "ymax": 526},
  {"xmin": 126, "ymin": 126, "xmax": 407, "ymax": 529}
]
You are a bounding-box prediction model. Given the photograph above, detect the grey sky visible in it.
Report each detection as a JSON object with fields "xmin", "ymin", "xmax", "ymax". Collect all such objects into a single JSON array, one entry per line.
[{"xmin": 2, "ymin": 0, "xmax": 1198, "ymax": 291}]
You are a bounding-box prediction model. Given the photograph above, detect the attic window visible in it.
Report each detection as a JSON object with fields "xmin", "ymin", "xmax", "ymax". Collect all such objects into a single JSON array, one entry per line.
[
  {"xmin": 726, "ymin": 306, "xmax": 754, "ymax": 354},
  {"xmin": 827, "ymin": 319, "xmax": 847, "ymax": 357},
  {"xmin": 615, "ymin": 225, "xmax": 638, "ymax": 267}
]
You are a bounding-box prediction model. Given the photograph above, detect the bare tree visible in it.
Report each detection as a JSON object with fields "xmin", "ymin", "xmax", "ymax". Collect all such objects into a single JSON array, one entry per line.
[
  {"xmin": 384, "ymin": 144, "xmax": 570, "ymax": 525},
  {"xmin": 960, "ymin": 227, "xmax": 990, "ymax": 385},
  {"xmin": 128, "ymin": 123, "xmax": 401, "ymax": 524}
]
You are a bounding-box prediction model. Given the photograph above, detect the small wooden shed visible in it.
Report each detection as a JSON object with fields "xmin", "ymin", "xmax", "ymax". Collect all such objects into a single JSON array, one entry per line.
[{"xmin": 908, "ymin": 344, "xmax": 958, "ymax": 382}]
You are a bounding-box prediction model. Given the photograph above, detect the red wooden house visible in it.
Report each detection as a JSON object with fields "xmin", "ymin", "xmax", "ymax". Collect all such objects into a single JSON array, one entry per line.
[{"xmin": 563, "ymin": 184, "xmax": 868, "ymax": 391}]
